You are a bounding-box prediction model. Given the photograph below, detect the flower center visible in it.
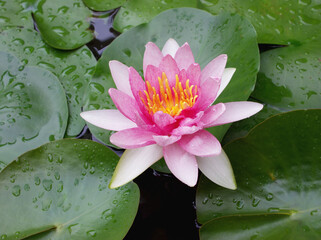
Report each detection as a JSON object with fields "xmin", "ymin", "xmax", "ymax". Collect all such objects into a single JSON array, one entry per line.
[{"xmin": 140, "ymin": 72, "xmax": 198, "ymax": 117}]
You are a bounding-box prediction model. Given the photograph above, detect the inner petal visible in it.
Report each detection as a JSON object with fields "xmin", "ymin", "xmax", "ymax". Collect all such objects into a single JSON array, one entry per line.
[{"xmin": 140, "ymin": 72, "xmax": 199, "ymax": 117}]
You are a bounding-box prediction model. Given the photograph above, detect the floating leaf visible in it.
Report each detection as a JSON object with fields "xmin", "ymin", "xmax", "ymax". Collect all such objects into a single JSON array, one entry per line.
[
  {"xmin": 197, "ymin": 109, "xmax": 321, "ymax": 239},
  {"xmin": 82, "ymin": 0, "xmax": 125, "ymax": 11},
  {"xmin": 0, "ymin": 51, "xmax": 68, "ymax": 168},
  {"xmin": 34, "ymin": 0, "xmax": 94, "ymax": 50},
  {"xmin": 84, "ymin": 9, "xmax": 259, "ymax": 148},
  {"xmin": 0, "ymin": 139, "xmax": 140, "ymax": 239},
  {"xmin": 199, "ymin": 0, "xmax": 321, "ymax": 44},
  {"xmin": 253, "ymin": 41, "xmax": 321, "ymax": 109},
  {"xmin": 113, "ymin": 0, "xmax": 197, "ymax": 32},
  {"xmin": 0, "ymin": 27, "xmax": 96, "ymax": 137},
  {"xmin": 0, "ymin": 0, "xmax": 34, "ymax": 28}
]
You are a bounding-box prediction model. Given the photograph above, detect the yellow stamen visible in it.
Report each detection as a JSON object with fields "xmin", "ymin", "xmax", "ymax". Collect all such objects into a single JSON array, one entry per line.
[{"xmin": 141, "ymin": 72, "xmax": 198, "ymax": 117}]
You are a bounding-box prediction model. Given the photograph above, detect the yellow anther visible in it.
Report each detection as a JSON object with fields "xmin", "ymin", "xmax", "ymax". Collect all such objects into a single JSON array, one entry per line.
[{"xmin": 141, "ymin": 72, "xmax": 198, "ymax": 117}]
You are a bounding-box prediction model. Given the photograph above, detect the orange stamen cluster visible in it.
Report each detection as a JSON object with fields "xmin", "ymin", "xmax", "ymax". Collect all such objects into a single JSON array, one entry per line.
[{"xmin": 140, "ymin": 72, "xmax": 198, "ymax": 117}]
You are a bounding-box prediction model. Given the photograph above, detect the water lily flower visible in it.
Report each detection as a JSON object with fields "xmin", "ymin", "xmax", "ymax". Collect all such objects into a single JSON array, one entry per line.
[{"xmin": 81, "ymin": 38, "xmax": 263, "ymax": 189}]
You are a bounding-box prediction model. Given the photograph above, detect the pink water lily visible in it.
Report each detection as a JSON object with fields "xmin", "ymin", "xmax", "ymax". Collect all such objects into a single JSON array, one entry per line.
[{"xmin": 81, "ymin": 38, "xmax": 263, "ymax": 189}]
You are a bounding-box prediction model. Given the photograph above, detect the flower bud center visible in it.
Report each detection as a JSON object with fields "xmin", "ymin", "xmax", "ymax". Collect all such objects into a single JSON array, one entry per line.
[{"xmin": 140, "ymin": 72, "xmax": 198, "ymax": 117}]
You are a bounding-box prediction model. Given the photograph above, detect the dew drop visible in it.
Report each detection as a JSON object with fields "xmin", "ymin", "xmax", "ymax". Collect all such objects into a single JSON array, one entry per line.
[{"xmin": 12, "ymin": 185, "xmax": 21, "ymax": 197}]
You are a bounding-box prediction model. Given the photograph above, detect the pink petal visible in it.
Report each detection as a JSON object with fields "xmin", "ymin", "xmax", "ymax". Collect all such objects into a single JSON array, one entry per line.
[
  {"xmin": 174, "ymin": 42, "xmax": 195, "ymax": 70},
  {"xmin": 180, "ymin": 111, "xmax": 204, "ymax": 127},
  {"xmin": 153, "ymin": 111, "xmax": 176, "ymax": 129},
  {"xmin": 144, "ymin": 65, "xmax": 162, "ymax": 94},
  {"xmin": 153, "ymin": 135, "xmax": 181, "ymax": 147},
  {"xmin": 109, "ymin": 88, "xmax": 140, "ymax": 122},
  {"xmin": 128, "ymin": 67, "xmax": 152, "ymax": 120},
  {"xmin": 163, "ymin": 143, "xmax": 198, "ymax": 187},
  {"xmin": 187, "ymin": 63, "xmax": 201, "ymax": 86},
  {"xmin": 143, "ymin": 42, "xmax": 163, "ymax": 73},
  {"xmin": 162, "ymin": 38, "xmax": 180, "ymax": 57},
  {"xmin": 200, "ymin": 103, "xmax": 226, "ymax": 128},
  {"xmin": 193, "ymin": 77, "xmax": 220, "ymax": 111},
  {"xmin": 171, "ymin": 125, "xmax": 201, "ymax": 136},
  {"xmin": 197, "ymin": 149, "xmax": 236, "ymax": 190},
  {"xmin": 158, "ymin": 55, "xmax": 180, "ymax": 86},
  {"xmin": 80, "ymin": 109, "xmax": 136, "ymax": 131},
  {"xmin": 110, "ymin": 128, "xmax": 155, "ymax": 149},
  {"xmin": 200, "ymin": 54, "xmax": 227, "ymax": 84},
  {"xmin": 178, "ymin": 130, "xmax": 221, "ymax": 157},
  {"xmin": 209, "ymin": 101, "xmax": 264, "ymax": 127},
  {"xmin": 109, "ymin": 144, "xmax": 163, "ymax": 189},
  {"xmin": 215, "ymin": 68, "xmax": 236, "ymax": 100},
  {"xmin": 109, "ymin": 60, "xmax": 133, "ymax": 98}
]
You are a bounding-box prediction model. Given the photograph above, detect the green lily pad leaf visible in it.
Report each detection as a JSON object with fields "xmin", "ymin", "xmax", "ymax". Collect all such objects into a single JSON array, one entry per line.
[
  {"xmin": 224, "ymin": 41, "xmax": 321, "ymax": 144},
  {"xmin": 199, "ymin": 0, "xmax": 321, "ymax": 44},
  {"xmin": 82, "ymin": 0, "xmax": 126, "ymax": 11},
  {"xmin": 0, "ymin": 51, "xmax": 68, "ymax": 169},
  {"xmin": 113, "ymin": 0, "xmax": 197, "ymax": 32},
  {"xmin": 0, "ymin": 28, "xmax": 96, "ymax": 137},
  {"xmin": 252, "ymin": 41, "xmax": 321, "ymax": 109},
  {"xmin": 0, "ymin": 0, "xmax": 34, "ymax": 28},
  {"xmin": 33, "ymin": 0, "xmax": 94, "ymax": 50},
  {"xmin": 84, "ymin": 8, "xmax": 259, "ymax": 148},
  {"xmin": 196, "ymin": 109, "xmax": 321, "ymax": 239},
  {"xmin": 0, "ymin": 139, "xmax": 139, "ymax": 239}
]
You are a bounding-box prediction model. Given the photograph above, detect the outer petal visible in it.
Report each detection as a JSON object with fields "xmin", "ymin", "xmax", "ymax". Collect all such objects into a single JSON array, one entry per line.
[
  {"xmin": 153, "ymin": 135, "xmax": 181, "ymax": 147},
  {"xmin": 200, "ymin": 54, "xmax": 227, "ymax": 84},
  {"xmin": 109, "ymin": 144, "xmax": 163, "ymax": 189},
  {"xmin": 162, "ymin": 38, "xmax": 180, "ymax": 57},
  {"xmin": 200, "ymin": 103, "xmax": 226, "ymax": 128},
  {"xmin": 143, "ymin": 42, "xmax": 163, "ymax": 73},
  {"xmin": 215, "ymin": 68, "xmax": 236, "ymax": 99},
  {"xmin": 163, "ymin": 143, "xmax": 198, "ymax": 187},
  {"xmin": 174, "ymin": 42, "xmax": 195, "ymax": 70},
  {"xmin": 110, "ymin": 128, "xmax": 155, "ymax": 149},
  {"xmin": 208, "ymin": 101, "xmax": 264, "ymax": 127},
  {"xmin": 80, "ymin": 109, "xmax": 136, "ymax": 131},
  {"xmin": 158, "ymin": 55, "xmax": 180, "ymax": 86},
  {"xmin": 197, "ymin": 149, "xmax": 236, "ymax": 190},
  {"xmin": 109, "ymin": 88, "xmax": 139, "ymax": 122},
  {"xmin": 178, "ymin": 130, "xmax": 221, "ymax": 157},
  {"xmin": 109, "ymin": 60, "xmax": 133, "ymax": 98}
]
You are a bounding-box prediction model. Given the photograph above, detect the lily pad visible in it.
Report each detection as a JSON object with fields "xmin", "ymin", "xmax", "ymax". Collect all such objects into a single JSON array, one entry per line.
[
  {"xmin": 0, "ymin": 0, "xmax": 34, "ymax": 28},
  {"xmin": 33, "ymin": 0, "xmax": 94, "ymax": 50},
  {"xmin": 0, "ymin": 27, "xmax": 96, "ymax": 137},
  {"xmin": 113, "ymin": 0, "xmax": 197, "ymax": 32},
  {"xmin": 0, "ymin": 139, "xmax": 139, "ymax": 239},
  {"xmin": 196, "ymin": 109, "xmax": 321, "ymax": 239},
  {"xmin": 82, "ymin": 0, "xmax": 125, "ymax": 11},
  {"xmin": 252, "ymin": 41, "xmax": 321, "ymax": 109},
  {"xmin": 0, "ymin": 51, "xmax": 68, "ymax": 169},
  {"xmin": 84, "ymin": 8, "xmax": 259, "ymax": 147},
  {"xmin": 199, "ymin": 0, "xmax": 321, "ymax": 44}
]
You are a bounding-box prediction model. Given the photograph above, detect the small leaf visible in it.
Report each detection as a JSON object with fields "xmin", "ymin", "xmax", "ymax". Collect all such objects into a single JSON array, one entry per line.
[{"xmin": 0, "ymin": 51, "xmax": 68, "ymax": 168}]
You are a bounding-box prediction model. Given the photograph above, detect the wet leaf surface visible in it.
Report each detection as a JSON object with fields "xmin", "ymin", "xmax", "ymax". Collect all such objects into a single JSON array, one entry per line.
[
  {"xmin": 113, "ymin": 0, "xmax": 197, "ymax": 32},
  {"xmin": 0, "ymin": 139, "xmax": 140, "ymax": 240},
  {"xmin": 34, "ymin": 0, "xmax": 94, "ymax": 50},
  {"xmin": 0, "ymin": 28, "xmax": 97, "ymax": 137},
  {"xmin": 0, "ymin": 51, "xmax": 68, "ymax": 169},
  {"xmin": 82, "ymin": 0, "xmax": 125, "ymax": 11},
  {"xmin": 197, "ymin": 109, "xmax": 321, "ymax": 239},
  {"xmin": 199, "ymin": 0, "xmax": 321, "ymax": 45}
]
